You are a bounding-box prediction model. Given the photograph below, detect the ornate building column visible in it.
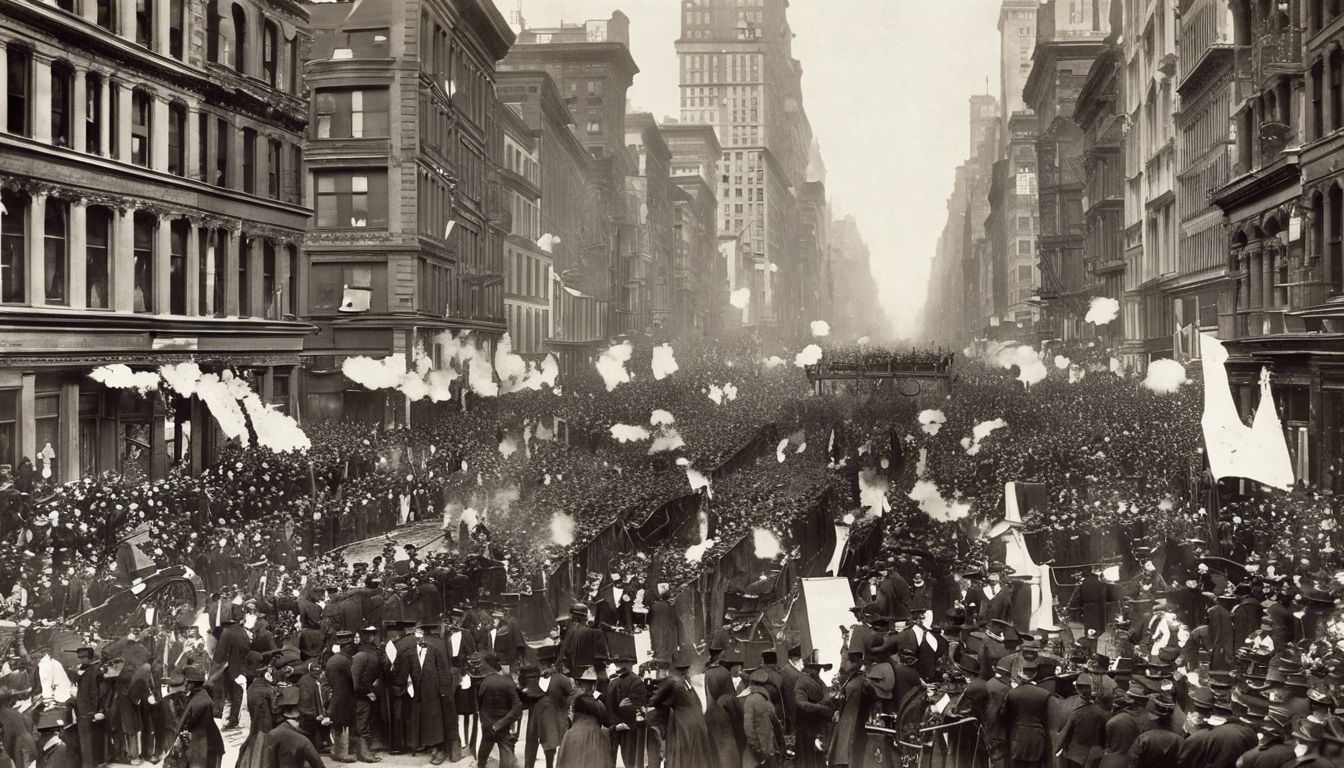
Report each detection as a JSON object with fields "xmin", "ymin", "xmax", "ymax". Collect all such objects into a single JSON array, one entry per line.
[
  {"xmin": 68, "ymin": 198, "xmax": 86, "ymax": 310},
  {"xmin": 113, "ymin": 204, "xmax": 136, "ymax": 312},
  {"xmin": 71, "ymin": 67, "xmax": 87, "ymax": 153},
  {"xmin": 153, "ymin": 211, "xmax": 171, "ymax": 313},
  {"xmin": 222, "ymin": 225, "xmax": 240, "ymax": 316},
  {"xmin": 31, "ymin": 53, "xmax": 52, "ymax": 145},
  {"xmin": 185, "ymin": 220, "xmax": 200, "ymax": 316},
  {"xmin": 25, "ymin": 189, "xmax": 47, "ymax": 307},
  {"xmin": 151, "ymin": 96, "xmax": 169, "ymax": 172}
]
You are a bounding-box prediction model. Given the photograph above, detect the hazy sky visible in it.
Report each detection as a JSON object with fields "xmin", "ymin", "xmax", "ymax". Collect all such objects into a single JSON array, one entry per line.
[{"xmin": 514, "ymin": 0, "xmax": 1002, "ymax": 340}]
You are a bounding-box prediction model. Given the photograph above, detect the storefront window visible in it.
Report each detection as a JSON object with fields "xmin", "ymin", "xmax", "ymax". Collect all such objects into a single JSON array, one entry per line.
[
  {"xmin": 79, "ymin": 391, "xmax": 101, "ymax": 478},
  {"xmin": 0, "ymin": 391, "xmax": 17, "ymax": 471},
  {"xmin": 35, "ymin": 392, "xmax": 59, "ymax": 483}
]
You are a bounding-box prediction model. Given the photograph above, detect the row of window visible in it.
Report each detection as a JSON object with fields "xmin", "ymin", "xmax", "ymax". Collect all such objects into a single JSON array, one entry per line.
[
  {"xmin": 506, "ymin": 248, "xmax": 550, "ymax": 301},
  {"xmin": 51, "ymin": 0, "xmax": 185, "ymax": 60},
  {"xmin": 507, "ymin": 302, "xmax": 550, "ymax": 355},
  {"xmin": 3, "ymin": 47, "xmax": 301, "ymax": 204},
  {"xmin": 0, "ymin": 190, "xmax": 296, "ymax": 317},
  {"xmin": 204, "ymin": 0, "xmax": 300, "ymax": 94}
]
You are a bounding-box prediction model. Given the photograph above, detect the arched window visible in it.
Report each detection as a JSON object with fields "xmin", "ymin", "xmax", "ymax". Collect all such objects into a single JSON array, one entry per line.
[
  {"xmin": 231, "ymin": 4, "xmax": 248, "ymax": 73},
  {"xmin": 0, "ymin": 190, "xmax": 26, "ymax": 304},
  {"xmin": 50, "ymin": 61, "xmax": 73, "ymax": 148},
  {"xmin": 133, "ymin": 212, "xmax": 155, "ymax": 313},
  {"xmin": 85, "ymin": 206, "xmax": 111, "ymax": 309},
  {"xmin": 43, "ymin": 198, "xmax": 68, "ymax": 305},
  {"xmin": 262, "ymin": 20, "xmax": 279, "ymax": 86}
]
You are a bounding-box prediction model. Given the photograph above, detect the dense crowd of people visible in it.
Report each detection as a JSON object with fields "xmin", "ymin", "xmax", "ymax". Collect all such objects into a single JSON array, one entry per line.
[{"xmin": 1, "ymin": 333, "xmax": 1343, "ymax": 767}]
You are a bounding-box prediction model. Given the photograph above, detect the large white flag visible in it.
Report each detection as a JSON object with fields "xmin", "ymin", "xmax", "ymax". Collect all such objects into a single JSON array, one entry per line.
[{"xmin": 1199, "ymin": 333, "xmax": 1294, "ymax": 490}]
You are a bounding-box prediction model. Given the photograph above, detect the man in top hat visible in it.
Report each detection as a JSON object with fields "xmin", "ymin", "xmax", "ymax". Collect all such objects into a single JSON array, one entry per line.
[
  {"xmin": 294, "ymin": 660, "xmax": 329, "ymax": 754},
  {"xmin": 390, "ymin": 623, "xmax": 447, "ymax": 763},
  {"xmin": 647, "ymin": 584, "xmax": 680, "ymax": 663},
  {"xmin": 1069, "ymin": 568, "xmax": 1115, "ymax": 640},
  {"xmin": 778, "ymin": 645, "xmax": 803, "ymax": 738},
  {"xmin": 261, "ymin": 686, "xmax": 323, "ymax": 768},
  {"xmin": 1177, "ymin": 696, "xmax": 1256, "ymax": 768},
  {"xmin": 441, "ymin": 609, "xmax": 475, "ymax": 759},
  {"xmin": 212, "ymin": 607, "xmax": 251, "ymax": 731},
  {"xmin": 982, "ymin": 566, "xmax": 1016, "ymax": 628},
  {"xmin": 70, "ymin": 645, "xmax": 108, "ymax": 768},
  {"xmin": 323, "ymin": 631, "xmax": 358, "ymax": 764},
  {"xmin": 473, "ymin": 653, "xmax": 521, "ymax": 768},
  {"xmin": 380, "ymin": 619, "xmax": 415, "ymax": 755},
  {"xmin": 557, "ymin": 603, "xmax": 607, "ymax": 678},
  {"xmin": 178, "ymin": 666, "xmax": 223, "ymax": 768},
  {"xmin": 605, "ymin": 653, "xmax": 644, "ymax": 768},
  {"xmin": 980, "ymin": 618, "xmax": 1015, "ymax": 682},
  {"xmin": 1128, "ymin": 694, "xmax": 1184, "ymax": 763},
  {"xmin": 1002, "ymin": 659, "xmax": 1054, "ymax": 768},
  {"xmin": 875, "ymin": 562, "xmax": 912, "ymax": 623},
  {"xmin": 756, "ymin": 650, "xmax": 787, "ymax": 728},
  {"xmin": 742, "ymin": 667, "xmax": 783, "ymax": 768},
  {"xmin": 793, "ymin": 651, "xmax": 833, "ymax": 768},
  {"xmin": 649, "ymin": 651, "xmax": 715, "ymax": 768},
  {"xmin": 484, "ymin": 608, "xmax": 524, "ymax": 675}
]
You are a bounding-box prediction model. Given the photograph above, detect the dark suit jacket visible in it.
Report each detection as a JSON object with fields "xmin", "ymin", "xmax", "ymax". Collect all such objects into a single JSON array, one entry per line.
[
  {"xmin": 1003, "ymin": 682, "xmax": 1054, "ymax": 762},
  {"xmin": 475, "ymin": 673, "xmax": 522, "ymax": 733},
  {"xmin": 261, "ymin": 722, "xmax": 323, "ymax": 768},
  {"xmin": 557, "ymin": 624, "xmax": 607, "ymax": 676},
  {"xmin": 214, "ymin": 625, "xmax": 251, "ymax": 679}
]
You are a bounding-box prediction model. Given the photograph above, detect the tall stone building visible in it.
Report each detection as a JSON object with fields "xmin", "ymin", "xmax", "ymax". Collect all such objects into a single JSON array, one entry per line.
[
  {"xmin": 1023, "ymin": 0, "xmax": 1113, "ymax": 341},
  {"xmin": 1171, "ymin": 0, "xmax": 1234, "ymax": 362},
  {"xmin": 496, "ymin": 97, "xmax": 549, "ymax": 356},
  {"xmin": 829, "ymin": 215, "xmax": 885, "ymax": 341},
  {"xmin": 999, "ymin": 0, "xmax": 1041, "ymax": 333},
  {"xmin": 502, "ymin": 13, "xmax": 638, "ymax": 334},
  {"xmin": 676, "ymin": 0, "xmax": 813, "ymax": 332},
  {"xmin": 1120, "ymin": 0, "xmax": 1178, "ymax": 367},
  {"xmin": 0, "ymin": 0, "xmax": 309, "ymax": 480},
  {"xmin": 623, "ymin": 113, "xmax": 673, "ymax": 335},
  {"xmin": 301, "ymin": 0, "xmax": 514, "ymax": 423},
  {"xmin": 662, "ymin": 123, "xmax": 723, "ymax": 340},
  {"xmin": 495, "ymin": 69, "xmax": 609, "ymax": 377},
  {"xmin": 1075, "ymin": 40, "xmax": 1126, "ymax": 350}
]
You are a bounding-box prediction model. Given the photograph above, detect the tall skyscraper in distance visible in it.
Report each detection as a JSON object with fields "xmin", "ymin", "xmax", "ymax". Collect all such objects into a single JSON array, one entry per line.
[
  {"xmin": 675, "ymin": 0, "xmax": 813, "ymax": 331},
  {"xmin": 998, "ymin": 0, "xmax": 1038, "ymax": 148}
]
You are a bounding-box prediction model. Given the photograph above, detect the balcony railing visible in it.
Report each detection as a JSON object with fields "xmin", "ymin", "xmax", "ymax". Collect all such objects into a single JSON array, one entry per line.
[{"xmin": 1255, "ymin": 27, "xmax": 1302, "ymax": 72}]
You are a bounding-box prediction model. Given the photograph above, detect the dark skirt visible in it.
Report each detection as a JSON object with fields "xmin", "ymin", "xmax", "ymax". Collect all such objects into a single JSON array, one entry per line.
[{"xmin": 555, "ymin": 713, "xmax": 613, "ymax": 768}]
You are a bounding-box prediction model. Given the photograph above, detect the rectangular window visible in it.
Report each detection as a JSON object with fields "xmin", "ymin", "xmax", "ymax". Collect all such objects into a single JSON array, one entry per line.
[
  {"xmin": 86, "ymin": 206, "xmax": 110, "ymax": 309},
  {"xmin": 198, "ymin": 111, "xmax": 209, "ymax": 182},
  {"xmin": 314, "ymin": 171, "xmax": 387, "ymax": 229},
  {"xmin": 51, "ymin": 64, "xmax": 72, "ymax": 148},
  {"xmin": 44, "ymin": 200, "xmax": 67, "ymax": 305},
  {"xmin": 34, "ymin": 392, "xmax": 58, "ymax": 482},
  {"xmin": 0, "ymin": 191, "xmax": 24, "ymax": 304},
  {"xmin": 313, "ymin": 88, "xmax": 389, "ymax": 138},
  {"xmin": 242, "ymin": 128, "xmax": 256, "ymax": 194},
  {"xmin": 215, "ymin": 118, "xmax": 230, "ymax": 186},
  {"xmin": 132, "ymin": 213, "xmax": 154, "ymax": 313},
  {"xmin": 169, "ymin": 0, "xmax": 184, "ymax": 58},
  {"xmin": 238, "ymin": 239, "xmax": 250, "ymax": 316},
  {"xmin": 311, "ymin": 261, "xmax": 386, "ymax": 313},
  {"xmin": 85, "ymin": 74, "xmax": 103, "ymax": 154},
  {"xmin": 262, "ymin": 23, "xmax": 279, "ymax": 87},
  {"xmin": 170, "ymin": 220, "xmax": 187, "ymax": 315},
  {"xmin": 267, "ymin": 139, "xmax": 282, "ymax": 199},
  {"xmin": 130, "ymin": 91, "xmax": 152, "ymax": 167},
  {"xmin": 135, "ymin": 0, "xmax": 153, "ymax": 48},
  {"xmin": 262, "ymin": 241, "xmax": 276, "ymax": 318},
  {"xmin": 212, "ymin": 230, "xmax": 226, "ymax": 316},
  {"xmin": 290, "ymin": 145, "xmax": 302, "ymax": 205},
  {"xmin": 167, "ymin": 103, "xmax": 186, "ymax": 176},
  {"xmin": 6, "ymin": 47, "xmax": 30, "ymax": 137}
]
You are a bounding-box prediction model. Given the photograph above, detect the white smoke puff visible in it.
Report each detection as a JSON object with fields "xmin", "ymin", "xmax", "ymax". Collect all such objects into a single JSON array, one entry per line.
[
  {"xmin": 686, "ymin": 466, "xmax": 712, "ymax": 496},
  {"xmin": 915, "ymin": 448, "xmax": 928, "ymax": 478},
  {"xmin": 467, "ymin": 355, "xmax": 498, "ymax": 397},
  {"xmin": 649, "ymin": 428, "xmax": 686, "ymax": 454},
  {"xmin": 159, "ymin": 362, "xmax": 203, "ymax": 398},
  {"xmin": 461, "ymin": 508, "xmax": 480, "ymax": 531},
  {"xmin": 810, "ymin": 320, "xmax": 831, "ymax": 338},
  {"xmin": 90, "ymin": 364, "xmax": 161, "ymax": 394},
  {"xmin": 763, "ymin": 356, "xmax": 786, "ymax": 369},
  {"xmin": 241, "ymin": 393, "xmax": 310, "ymax": 453},
  {"xmin": 729, "ymin": 288, "xmax": 750, "ymax": 309},
  {"xmin": 400, "ymin": 371, "xmax": 430, "ymax": 402},
  {"xmin": 1068, "ymin": 365, "xmax": 1086, "ymax": 384},
  {"xmin": 1142, "ymin": 359, "xmax": 1188, "ymax": 395},
  {"xmin": 426, "ymin": 369, "xmax": 457, "ymax": 402},
  {"xmin": 964, "ymin": 418, "xmax": 1007, "ymax": 456},
  {"xmin": 1085, "ymin": 296, "xmax": 1120, "ymax": 325},
  {"xmin": 675, "ymin": 457, "xmax": 690, "ymax": 467},
  {"xmin": 993, "ymin": 343, "xmax": 1048, "ymax": 386},
  {"xmin": 857, "ymin": 336, "xmax": 871, "ymax": 345},
  {"xmin": 908, "ymin": 479, "xmax": 971, "ymax": 522},
  {"xmin": 498, "ymin": 435, "xmax": 519, "ymax": 458},
  {"xmin": 493, "ymin": 333, "xmax": 529, "ymax": 392},
  {"xmin": 776, "ymin": 438, "xmax": 789, "ymax": 463},
  {"xmin": 539, "ymin": 354, "xmax": 560, "ymax": 388},
  {"xmin": 651, "ymin": 344, "xmax": 679, "ymax": 380},
  {"xmin": 650, "ymin": 409, "xmax": 675, "ymax": 426},
  {"xmin": 794, "ymin": 344, "xmax": 823, "ymax": 368},
  {"xmin": 1054, "ymin": 355, "xmax": 1070, "ymax": 370},
  {"xmin": 342, "ymin": 355, "xmax": 405, "ymax": 390},
  {"xmin": 549, "ymin": 512, "xmax": 575, "ymax": 547},
  {"xmin": 685, "ymin": 538, "xmax": 717, "ymax": 564},
  {"xmin": 610, "ymin": 424, "xmax": 652, "ymax": 443},
  {"xmin": 196, "ymin": 372, "xmax": 249, "ymax": 443},
  {"xmin": 858, "ymin": 469, "xmax": 890, "ymax": 518},
  {"xmin": 1109, "ymin": 357, "xmax": 1123, "ymax": 375},
  {"xmin": 537, "ymin": 233, "xmax": 561, "ymax": 253},
  {"xmin": 596, "ymin": 341, "xmax": 634, "ymax": 392},
  {"xmin": 707, "ymin": 385, "xmax": 724, "ymax": 405},
  {"xmin": 723, "ymin": 383, "xmax": 738, "ymax": 401},
  {"xmin": 917, "ymin": 409, "xmax": 947, "ymax": 436},
  {"xmin": 753, "ymin": 527, "xmax": 782, "ymax": 559}
]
